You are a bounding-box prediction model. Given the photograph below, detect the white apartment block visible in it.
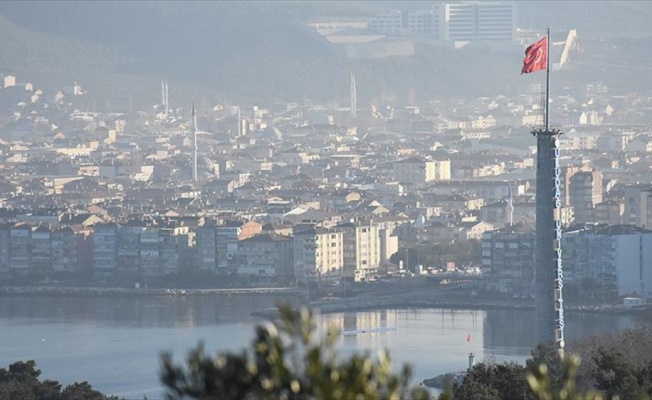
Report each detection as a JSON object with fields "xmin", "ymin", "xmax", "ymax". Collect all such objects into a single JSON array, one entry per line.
[
  {"xmin": 393, "ymin": 157, "xmax": 451, "ymax": 183},
  {"xmin": 442, "ymin": 1, "xmax": 515, "ymax": 42},
  {"xmin": 293, "ymin": 227, "xmax": 344, "ymax": 283},
  {"xmin": 337, "ymin": 222, "xmax": 381, "ymax": 282},
  {"xmin": 368, "ymin": 2, "xmax": 516, "ymax": 42}
]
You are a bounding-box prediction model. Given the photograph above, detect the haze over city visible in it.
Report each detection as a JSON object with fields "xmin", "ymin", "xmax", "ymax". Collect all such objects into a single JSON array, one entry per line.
[{"xmin": 1, "ymin": 1, "xmax": 652, "ymax": 399}]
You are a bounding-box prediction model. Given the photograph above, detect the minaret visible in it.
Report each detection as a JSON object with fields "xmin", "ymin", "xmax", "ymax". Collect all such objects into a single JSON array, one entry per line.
[
  {"xmin": 192, "ymin": 102, "xmax": 198, "ymax": 182},
  {"xmin": 236, "ymin": 106, "xmax": 242, "ymax": 137},
  {"xmin": 507, "ymin": 184, "xmax": 514, "ymax": 226},
  {"xmin": 161, "ymin": 81, "xmax": 165, "ymax": 109},
  {"xmin": 350, "ymin": 72, "xmax": 357, "ymax": 117},
  {"xmin": 164, "ymin": 81, "xmax": 169, "ymax": 119},
  {"xmin": 161, "ymin": 80, "xmax": 169, "ymax": 119}
]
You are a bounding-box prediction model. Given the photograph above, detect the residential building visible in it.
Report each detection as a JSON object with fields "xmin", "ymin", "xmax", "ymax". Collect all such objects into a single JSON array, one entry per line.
[
  {"xmin": 293, "ymin": 226, "xmax": 344, "ymax": 283},
  {"xmin": 336, "ymin": 221, "xmax": 381, "ymax": 282},
  {"xmin": 623, "ymin": 186, "xmax": 652, "ymax": 229},
  {"xmin": 378, "ymin": 228, "xmax": 398, "ymax": 270},
  {"xmin": 594, "ymin": 200, "xmax": 624, "ymax": 226},
  {"xmin": 158, "ymin": 227, "xmax": 184, "ymax": 277},
  {"xmin": 452, "ymin": 221, "xmax": 495, "ymax": 241},
  {"xmin": 215, "ymin": 221, "xmax": 242, "ymax": 275},
  {"xmin": 562, "ymin": 225, "xmax": 652, "ymax": 298},
  {"xmin": 10, "ymin": 223, "xmax": 31, "ymax": 279},
  {"xmin": 569, "ymin": 169, "xmax": 602, "ymax": 223},
  {"xmin": 196, "ymin": 221, "xmax": 217, "ymax": 273},
  {"xmin": 51, "ymin": 227, "xmax": 73, "ymax": 275},
  {"xmin": 118, "ymin": 222, "xmax": 146, "ymax": 282},
  {"xmin": 480, "ymin": 200, "xmax": 511, "ymax": 228},
  {"xmin": 139, "ymin": 226, "xmax": 160, "ymax": 279},
  {"xmin": 237, "ymin": 233, "xmax": 294, "ymax": 282},
  {"xmin": 30, "ymin": 225, "xmax": 52, "ymax": 279},
  {"xmin": 393, "ymin": 157, "xmax": 449, "ymax": 184},
  {"xmin": 482, "ymin": 223, "xmax": 535, "ymax": 296},
  {"xmin": 93, "ymin": 223, "xmax": 119, "ymax": 280}
]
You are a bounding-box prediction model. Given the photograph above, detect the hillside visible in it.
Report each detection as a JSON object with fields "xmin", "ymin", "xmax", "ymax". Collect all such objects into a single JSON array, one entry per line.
[{"xmin": 0, "ymin": 1, "xmax": 650, "ymax": 110}]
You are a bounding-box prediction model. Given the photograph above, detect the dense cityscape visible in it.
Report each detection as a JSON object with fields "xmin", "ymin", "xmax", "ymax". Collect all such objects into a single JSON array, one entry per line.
[
  {"xmin": 0, "ymin": 52, "xmax": 651, "ymax": 301},
  {"xmin": 2, "ymin": 1, "xmax": 652, "ymax": 399}
]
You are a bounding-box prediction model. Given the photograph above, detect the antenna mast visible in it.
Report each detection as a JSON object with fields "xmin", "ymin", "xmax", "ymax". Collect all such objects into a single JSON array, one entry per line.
[
  {"xmin": 350, "ymin": 72, "xmax": 357, "ymax": 117},
  {"xmin": 192, "ymin": 102, "xmax": 198, "ymax": 182}
]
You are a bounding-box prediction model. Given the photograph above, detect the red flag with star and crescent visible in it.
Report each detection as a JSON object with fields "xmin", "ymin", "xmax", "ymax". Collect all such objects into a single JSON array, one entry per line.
[{"xmin": 521, "ymin": 36, "xmax": 547, "ymax": 74}]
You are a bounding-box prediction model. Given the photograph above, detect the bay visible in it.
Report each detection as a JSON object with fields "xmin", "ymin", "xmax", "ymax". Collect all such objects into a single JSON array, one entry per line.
[{"xmin": 0, "ymin": 295, "xmax": 637, "ymax": 398}]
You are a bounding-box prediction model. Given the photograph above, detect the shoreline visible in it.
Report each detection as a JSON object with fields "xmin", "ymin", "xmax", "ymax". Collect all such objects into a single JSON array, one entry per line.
[
  {"xmin": 0, "ymin": 285, "xmax": 644, "ymax": 319},
  {"xmin": 0, "ymin": 285, "xmax": 302, "ymax": 297},
  {"xmin": 252, "ymin": 295, "xmax": 647, "ymax": 318}
]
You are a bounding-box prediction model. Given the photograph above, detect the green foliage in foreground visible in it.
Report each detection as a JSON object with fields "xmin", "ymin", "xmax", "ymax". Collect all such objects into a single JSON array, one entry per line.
[
  {"xmin": 162, "ymin": 304, "xmax": 624, "ymax": 400},
  {"xmin": 528, "ymin": 355, "xmax": 604, "ymax": 400},
  {"xmin": 161, "ymin": 305, "xmax": 431, "ymax": 400},
  {"xmin": 454, "ymin": 338, "xmax": 652, "ymax": 400},
  {"xmin": 0, "ymin": 360, "xmax": 119, "ymax": 400}
]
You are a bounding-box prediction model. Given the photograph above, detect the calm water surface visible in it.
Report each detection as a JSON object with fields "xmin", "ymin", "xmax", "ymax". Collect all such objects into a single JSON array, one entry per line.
[{"xmin": 0, "ymin": 295, "xmax": 638, "ymax": 398}]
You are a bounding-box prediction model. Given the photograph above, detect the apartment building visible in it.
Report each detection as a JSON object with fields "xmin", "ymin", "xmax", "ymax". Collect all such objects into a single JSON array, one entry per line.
[
  {"xmin": 196, "ymin": 221, "xmax": 217, "ymax": 273},
  {"xmin": 378, "ymin": 228, "xmax": 398, "ymax": 270},
  {"xmin": 563, "ymin": 224, "xmax": 652, "ymax": 298},
  {"xmin": 216, "ymin": 220, "xmax": 261, "ymax": 275},
  {"xmin": 139, "ymin": 226, "xmax": 160, "ymax": 278},
  {"xmin": 237, "ymin": 233, "xmax": 294, "ymax": 282},
  {"xmin": 594, "ymin": 200, "xmax": 624, "ymax": 226},
  {"xmin": 118, "ymin": 222, "xmax": 147, "ymax": 282},
  {"xmin": 293, "ymin": 226, "xmax": 344, "ymax": 283},
  {"xmin": 10, "ymin": 223, "xmax": 31, "ymax": 278},
  {"xmin": 93, "ymin": 222, "xmax": 119, "ymax": 280},
  {"xmin": 393, "ymin": 157, "xmax": 450, "ymax": 184},
  {"xmin": 569, "ymin": 169, "xmax": 603, "ymax": 223},
  {"xmin": 623, "ymin": 185, "xmax": 652, "ymax": 229},
  {"xmin": 30, "ymin": 225, "xmax": 52, "ymax": 279},
  {"xmin": 51, "ymin": 226, "xmax": 92, "ymax": 277},
  {"xmin": 482, "ymin": 223, "xmax": 535, "ymax": 296},
  {"xmin": 336, "ymin": 221, "xmax": 381, "ymax": 282}
]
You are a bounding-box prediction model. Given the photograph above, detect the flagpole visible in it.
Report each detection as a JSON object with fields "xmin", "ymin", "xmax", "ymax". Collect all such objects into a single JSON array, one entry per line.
[{"xmin": 545, "ymin": 27, "xmax": 550, "ymax": 131}]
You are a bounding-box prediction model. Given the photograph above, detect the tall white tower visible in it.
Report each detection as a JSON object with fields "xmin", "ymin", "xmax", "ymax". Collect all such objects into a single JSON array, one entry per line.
[
  {"xmin": 507, "ymin": 184, "xmax": 514, "ymax": 226},
  {"xmin": 192, "ymin": 102, "xmax": 198, "ymax": 182},
  {"xmin": 350, "ymin": 72, "xmax": 357, "ymax": 117},
  {"xmin": 236, "ymin": 106, "xmax": 242, "ymax": 137},
  {"xmin": 161, "ymin": 80, "xmax": 169, "ymax": 119}
]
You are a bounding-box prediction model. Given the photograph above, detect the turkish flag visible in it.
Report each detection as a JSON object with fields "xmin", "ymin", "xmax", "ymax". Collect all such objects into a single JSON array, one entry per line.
[
  {"xmin": 466, "ymin": 334, "xmax": 471, "ymax": 342},
  {"xmin": 521, "ymin": 37, "xmax": 547, "ymax": 74}
]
